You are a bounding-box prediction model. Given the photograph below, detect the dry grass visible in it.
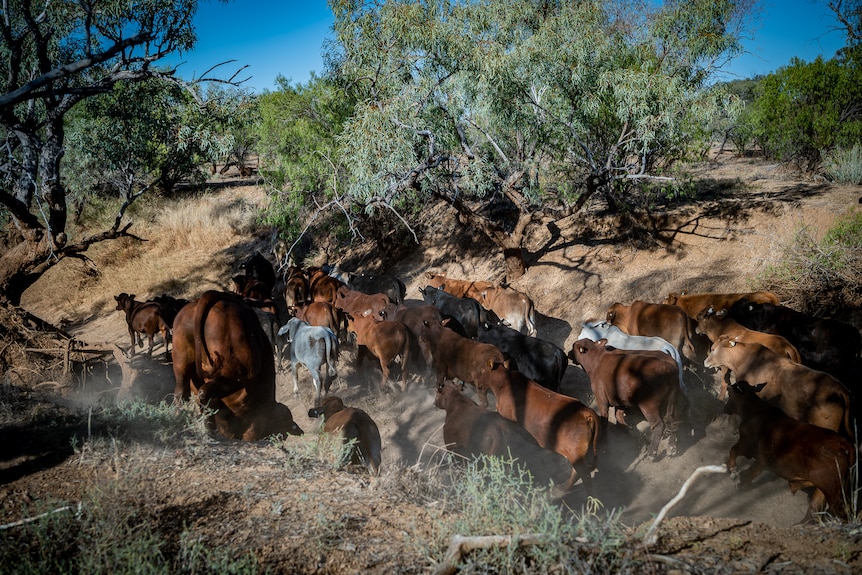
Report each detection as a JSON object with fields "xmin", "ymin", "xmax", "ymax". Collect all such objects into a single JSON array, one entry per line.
[{"xmin": 21, "ymin": 187, "xmax": 266, "ymax": 329}]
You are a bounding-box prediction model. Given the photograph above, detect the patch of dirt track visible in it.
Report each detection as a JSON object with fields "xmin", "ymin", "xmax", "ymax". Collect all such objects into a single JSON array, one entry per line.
[{"xmin": 4, "ymin": 153, "xmax": 862, "ymax": 573}]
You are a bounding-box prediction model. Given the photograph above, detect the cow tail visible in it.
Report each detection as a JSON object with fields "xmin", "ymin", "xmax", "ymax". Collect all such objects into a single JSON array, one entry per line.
[
  {"xmin": 588, "ymin": 411, "xmax": 599, "ymax": 473},
  {"xmin": 194, "ymin": 291, "xmax": 221, "ymax": 380},
  {"xmin": 525, "ymin": 297, "xmax": 537, "ymax": 337},
  {"xmin": 326, "ymin": 331, "xmax": 339, "ymax": 379},
  {"xmin": 681, "ymin": 317, "xmax": 696, "ymax": 361}
]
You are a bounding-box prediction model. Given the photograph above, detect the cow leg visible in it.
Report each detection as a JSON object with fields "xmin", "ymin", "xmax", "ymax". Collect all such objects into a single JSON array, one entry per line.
[
  {"xmin": 311, "ymin": 370, "xmax": 323, "ymax": 408},
  {"xmin": 147, "ymin": 332, "xmax": 156, "ymax": 358},
  {"xmin": 801, "ymin": 489, "xmax": 828, "ymax": 524},
  {"xmin": 291, "ymin": 363, "xmax": 301, "ymax": 396},
  {"xmin": 378, "ymin": 358, "xmax": 395, "ymax": 394},
  {"xmin": 398, "ymin": 342, "xmax": 410, "ymax": 393},
  {"xmin": 739, "ymin": 460, "xmax": 764, "ymax": 487},
  {"xmin": 645, "ymin": 412, "xmax": 665, "ymax": 459},
  {"xmin": 128, "ymin": 326, "xmax": 137, "ymax": 355}
]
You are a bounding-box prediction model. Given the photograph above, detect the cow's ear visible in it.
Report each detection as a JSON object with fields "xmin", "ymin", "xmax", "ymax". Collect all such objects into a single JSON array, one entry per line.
[
  {"xmin": 114, "ymin": 295, "xmax": 120, "ymax": 301},
  {"xmin": 597, "ymin": 338, "xmax": 608, "ymax": 347},
  {"xmin": 753, "ymin": 382, "xmax": 767, "ymax": 393},
  {"xmin": 129, "ymin": 294, "xmax": 136, "ymax": 300},
  {"xmin": 441, "ymin": 318, "xmax": 450, "ymax": 326}
]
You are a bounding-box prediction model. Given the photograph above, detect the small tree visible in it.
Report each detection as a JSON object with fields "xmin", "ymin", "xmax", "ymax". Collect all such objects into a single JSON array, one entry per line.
[{"xmin": 325, "ymin": 0, "xmax": 751, "ymax": 280}]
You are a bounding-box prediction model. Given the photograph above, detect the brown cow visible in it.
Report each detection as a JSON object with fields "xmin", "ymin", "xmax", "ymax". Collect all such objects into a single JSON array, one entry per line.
[
  {"xmin": 308, "ymin": 396, "xmax": 382, "ymax": 475},
  {"xmin": 606, "ymin": 300, "xmax": 698, "ymax": 361},
  {"xmin": 424, "ymin": 272, "xmax": 493, "ymax": 299},
  {"xmin": 424, "ymin": 320, "xmax": 506, "ymax": 408},
  {"xmin": 696, "ymin": 307, "xmax": 802, "ymax": 399},
  {"xmin": 477, "ymin": 285, "xmax": 537, "ymax": 336},
  {"xmin": 346, "ymin": 310, "xmax": 412, "ymax": 392},
  {"xmin": 434, "ymin": 380, "xmax": 569, "ymax": 487},
  {"xmin": 231, "ymin": 274, "xmax": 271, "ymax": 301},
  {"xmin": 171, "ymin": 290, "xmax": 303, "ymax": 440},
  {"xmin": 663, "ymin": 291, "xmax": 780, "ymax": 320},
  {"xmin": 114, "ymin": 293, "xmax": 171, "ymax": 359},
  {"xmin": 725, "ymin": 380, "xmax": 856, "ymax": 523},
  {"xmin": 308, "ymin": 267, "xmax": 343, "ymax": 305},
  {"xmin": 335, "ymin": 285, "xmax": 389, "ymax": 319},
  {"xmin": 568, "ymin": 338, "xmax": 682, "ymax": 458},
  {"xmin": 704, "ymin": 338, "xmax": 853, "ymax": 436},
  {"xmin": 477, "ymin": 364, "xmax": 599, "ymax": 493},
  {"xmin": 294, "ymin": 301, "xmax": 344, "ymax": 339},
  {"xmin": 424, "ymin": 272, "xmax": 536, "ymax": 335},
  {"xmin": 284, "ymin": 265, "xmax": 309, "ymax": 312},
  {"xmin": 392, "ymin": 304, "xmax": 444, "ymax": 369}
]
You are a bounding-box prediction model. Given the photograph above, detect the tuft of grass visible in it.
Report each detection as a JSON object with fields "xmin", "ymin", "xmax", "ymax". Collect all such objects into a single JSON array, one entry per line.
[
  {"xmin": 823, "ymin": 143, "xmax": 862, "ymax": 185},
  {"xmin": 421, "ymin": 455, "xmax": 635, "ymax": 574},
  {"xmin": 0, "ymin": 486, "xmax": 261, "ymax": 575}
]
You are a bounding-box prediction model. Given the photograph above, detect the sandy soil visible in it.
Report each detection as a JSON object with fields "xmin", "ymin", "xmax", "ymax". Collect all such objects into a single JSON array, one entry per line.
[{"xmin": 4, "ymin": 152, "xmax": 862, "ymax": 573}]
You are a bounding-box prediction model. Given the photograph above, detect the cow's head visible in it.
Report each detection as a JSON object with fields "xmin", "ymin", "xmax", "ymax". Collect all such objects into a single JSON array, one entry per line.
[{"xmin": 725, "ymin": 381, "xmax": 768, "ymax": 416}]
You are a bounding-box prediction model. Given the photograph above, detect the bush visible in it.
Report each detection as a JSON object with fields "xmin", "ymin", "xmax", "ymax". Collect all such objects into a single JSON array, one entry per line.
[
  {"xmin": 759, "ymin": 211, "xmax": 862, "ymax": 314},
  {"xmin": 823, "ymin": 143, "xmax": 862, "ymax": 184},
  {"xmin": 426, "ymin": 455, "xmax": 635, "ymax": 574}
]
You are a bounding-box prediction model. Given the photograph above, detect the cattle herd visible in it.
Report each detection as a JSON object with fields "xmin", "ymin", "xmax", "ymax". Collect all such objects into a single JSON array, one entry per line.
[{"xmin": 114, "ymin": 251, "xmax": 862, "ymax": 523}]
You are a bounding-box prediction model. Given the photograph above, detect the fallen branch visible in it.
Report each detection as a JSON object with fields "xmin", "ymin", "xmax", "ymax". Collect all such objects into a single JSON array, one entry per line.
[
  {"xmin": 433, "ymin": 533, "xmax": 549, "ymax": 575},
  {"xmin": 643, "ymin": 464, "xmax": 727, "ymax": 546},
  {"xmin": 0, "ymin": 504, "xmax": 77, "ymax": 530}
]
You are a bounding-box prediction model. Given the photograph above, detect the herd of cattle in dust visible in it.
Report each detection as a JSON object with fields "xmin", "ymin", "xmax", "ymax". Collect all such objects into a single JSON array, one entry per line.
[{"xmin": 112, "ymin": 251, "xmax": 862, "ymax": 524}]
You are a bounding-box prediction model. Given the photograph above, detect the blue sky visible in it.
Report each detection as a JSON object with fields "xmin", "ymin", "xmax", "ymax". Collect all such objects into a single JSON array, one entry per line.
[{"xmin": 165, "ymin": 1, "xmax": 848, "ymax": 93}]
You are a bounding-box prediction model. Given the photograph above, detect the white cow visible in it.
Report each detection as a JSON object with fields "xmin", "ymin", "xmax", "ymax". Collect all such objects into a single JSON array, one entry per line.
[
  {"xmin": 278, "ymin": 317, "xmax": 339, "ymax": 407},
  {"xmin": 577, "ymin": 320, "xmax": 686, "ymax": 393}
]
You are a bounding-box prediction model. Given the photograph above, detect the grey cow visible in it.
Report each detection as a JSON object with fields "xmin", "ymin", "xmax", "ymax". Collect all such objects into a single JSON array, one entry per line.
[
  {"xmin": 577, "ymin": 320, "xmax": 686, "ymax": 393},
  {"xmin": 278, "ymin": 317, "xmax": 339, "ymax": 407}
]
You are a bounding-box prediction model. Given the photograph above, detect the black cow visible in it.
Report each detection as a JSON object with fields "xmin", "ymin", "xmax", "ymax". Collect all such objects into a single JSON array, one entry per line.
[
  {"xmin": 419, "ymin": 285, "xmax": 491, "ymax": 339},
  {"xmin": 322, "ymin": 263, "xmax": 406, "ymax": 305},
  {"xmin": 238, "ymin": 251, "xmax": 276, "ymax": 296},
  {"xmin": 476, "ymin": 321, "xmax": 566, "ymax": 392},
  {"xmin": 727, "ymin": 300, "xmax": 862, "ymax": 384}
]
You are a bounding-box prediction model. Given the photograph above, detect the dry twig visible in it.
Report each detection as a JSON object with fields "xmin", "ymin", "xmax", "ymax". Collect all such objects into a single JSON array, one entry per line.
[
  {"xmin": 643, "ymin": 464, "xmax": 728, "ymax": 546},
  {"xmin": 433, "ymin": 533, "xmax": 549, "ymax": 575}
]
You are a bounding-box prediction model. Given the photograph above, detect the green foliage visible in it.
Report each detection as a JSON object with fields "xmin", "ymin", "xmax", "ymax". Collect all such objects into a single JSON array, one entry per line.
[
  {"xmin": 823, "ymin": 142, "xmax": 862, "ymax": 184},
  {"xmin": 63, "ymin": 79, "xmax": 237, "ymax": 201},
  {"xmin": 742, "ymin": 57, "xmax": 862, "ymax": 168},
  {"xmin": 328, "ymin": 0, "xmax": 750, "ymax": 218}
]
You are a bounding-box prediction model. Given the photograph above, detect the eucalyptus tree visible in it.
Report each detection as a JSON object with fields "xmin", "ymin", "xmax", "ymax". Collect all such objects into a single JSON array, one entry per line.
[
  {"xmin": 328, "ymin": 0, "xmax": 751, "ymax": 279},
  {"xmin": 256, "ymin": 74, "xmax": 356, "ymax": 248},
  {"xmin": 0, "ymin": 0, "xmax": 238, "ymax": 305}
]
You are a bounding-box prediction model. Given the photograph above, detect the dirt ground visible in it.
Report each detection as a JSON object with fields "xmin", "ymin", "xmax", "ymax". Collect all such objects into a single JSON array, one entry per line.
[{"xmin": 4, "ymin": 152, "xmax": 862, "ymax": 573}]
